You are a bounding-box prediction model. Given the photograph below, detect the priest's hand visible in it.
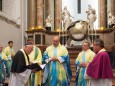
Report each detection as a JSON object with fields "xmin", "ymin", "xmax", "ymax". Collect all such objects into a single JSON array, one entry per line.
[
  {"xmin": 79, "ymin": 62, "xmax": 89, "ymax": 67},
  {"xmin": 83, "ymin": 62, "xmax": 89, "ymax": 67},
  {"xmin": 51, "ymin": 57, "xmax": 59, "ymax": 62},
  {"xmin": 29, "ymin": 61, "xmax": 33, "ymax": 64},
  {"xmin": 31, "ymin": 69, "xmax": 37, "ymax": 73},
  {"xmin": 79, "ymin": 62, "xmax": 84, "ymax": 67}
]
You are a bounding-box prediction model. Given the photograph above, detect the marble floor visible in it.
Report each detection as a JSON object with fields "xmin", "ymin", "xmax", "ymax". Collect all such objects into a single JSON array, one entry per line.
[{"xmin": 4, "ymin": 78, "xmax": 76, "ymax": 86}]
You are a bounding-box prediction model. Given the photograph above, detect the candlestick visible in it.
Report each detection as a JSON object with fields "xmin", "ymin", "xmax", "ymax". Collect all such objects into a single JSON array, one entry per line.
[
  {"xmin": 92, "ymin": 28, "xmax": 93, "ymax": 44},
  {"xmin": 95, "ymin": 26, "xmax": 96, "ymax": 39},
  {"xmin": 59, "ymin": 31, "xmax": 60, "ymax": 38},
  {"xmin": 88, "ymin": 23, "xmax": 89, "ymax": 37}
]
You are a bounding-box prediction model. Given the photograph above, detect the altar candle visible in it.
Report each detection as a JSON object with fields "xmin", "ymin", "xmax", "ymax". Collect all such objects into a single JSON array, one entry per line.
[{"xmin": 95, "ymin": 26, "xmax": 96, "ymax": 39}]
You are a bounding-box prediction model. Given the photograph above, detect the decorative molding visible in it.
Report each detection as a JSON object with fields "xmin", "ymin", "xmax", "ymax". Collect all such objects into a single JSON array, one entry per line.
[
  {"xmin": 26, "ymin": 28, "xmax": 115, "ymax": 35},
  {"xmin": 0, "ymin": 11, "xmax": 20, "ymax": 27}
]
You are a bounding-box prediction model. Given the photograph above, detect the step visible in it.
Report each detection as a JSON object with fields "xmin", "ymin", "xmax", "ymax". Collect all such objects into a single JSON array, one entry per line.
[
  {"xmin": 71, "ymin": 65, "xmax": 76, "ymax": 68},
  {"xmin": 70, "ymin": 59, "xmax": 76, "ymax": 61},
  {"xmin": 69, "ymin": 51, "xmax": 79, "ymax": 54},
  {"xmin": 112, "ymin": 81, "xmax": 115, "ymax": 86},
  {"xmin": 71, "ymin": 77, "xmax": 76, "ymax": 82},
  {"xmin": 69, "ymin": 52, "xmax": 79, "ymax": 54},
  {"xmin": 3, "ymin": 77, "xmax": 9, "ymax": 86},
  {"xmin": 113, "ymin": 70, "xmax": 115, "ymax": 77},
  {"xmin": 71, "ymin": 68, "xmax": 76, "ymax": 72}
]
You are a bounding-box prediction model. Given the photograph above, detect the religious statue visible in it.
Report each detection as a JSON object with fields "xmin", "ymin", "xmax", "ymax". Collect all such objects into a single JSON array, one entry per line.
[
  {"xmin": 86, "ymin": 5, "xmax": 97, "ymax": 30},
  {"xmin": 45, "ymin": 15, "xmax": 52, "ymax": 27},
  {"xmin": 108, "ymin": 11, "xmax": 115, "ymax": 27},
  {"xmin": 62, "ymin": 6, "xmax": 74, "ymax": 31}
]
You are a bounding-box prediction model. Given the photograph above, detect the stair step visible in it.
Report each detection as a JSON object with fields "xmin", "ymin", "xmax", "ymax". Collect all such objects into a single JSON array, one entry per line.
[
  {"xmin": 71, "ymin": 68, "xmax": 76, "ymax": 72},
  {"xmin": 71, "ymin": 77, "xmax": 76, "ymax": 82},
  {"xmin": 113, "ymin": 70, "xmax": 115, "ymax": 78},
  {"xmin": 71, "ymin": 65, "xmax": 76, "ymax": 68},
  {"xmin": 70, "ymin": 58, "xmax": 76, "ymax": 61},
  {"xmin": 112, "ymin": 81, "xmax": 115, "ymax": 86},
  {"xmin": 3, "ymin": 77, "xmax": 9, "ymax": 86}
]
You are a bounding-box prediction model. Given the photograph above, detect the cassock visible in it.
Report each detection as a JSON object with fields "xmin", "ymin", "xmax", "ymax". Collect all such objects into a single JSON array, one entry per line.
[
  {"xmin": 86, "ymin": 48, "xmax": 113, "ymax": 86},
  {"xmin": 42, "ymin": 44, "xmax": 72, "ymax": 86},
  {"xmin": 8, "ymin": 49, "xmax": 31, "ymax": 86}
]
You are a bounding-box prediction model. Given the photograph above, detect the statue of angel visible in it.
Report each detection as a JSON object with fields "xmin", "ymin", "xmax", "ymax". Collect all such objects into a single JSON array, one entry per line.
[
  {"xmin": 86, "ymin": 5, "xmax": 97, "ymax": 30},
  {"xmin": 45, "ymin": 15, "xmax": 52, "ymax": 27},
  {"xmin": 62, "ymin": 6, "xmax": 74, "ymax": 31}
]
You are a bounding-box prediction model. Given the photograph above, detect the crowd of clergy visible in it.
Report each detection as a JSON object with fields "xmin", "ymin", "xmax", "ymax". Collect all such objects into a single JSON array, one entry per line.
[{"xmin": 0, "ymin": 36, "xmax": 113, "ymax": 86}]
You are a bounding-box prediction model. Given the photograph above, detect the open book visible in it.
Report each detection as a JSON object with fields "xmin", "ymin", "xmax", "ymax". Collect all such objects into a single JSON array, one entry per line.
[{"xmin": 26, "ymin": 63, "xmax": 46, "ymax": 71}]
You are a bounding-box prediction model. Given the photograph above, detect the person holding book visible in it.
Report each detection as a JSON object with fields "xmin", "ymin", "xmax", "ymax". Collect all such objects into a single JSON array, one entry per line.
[
  {"xmin": 9, "ymin": 43, "xmax": 34, "ymax": 86},
  {"xmin": 42, "ymin": 36, "xmax": 72, "ymax": 86},
  {"xmin": 27, "ymin": 38, "xmax": 42, "ymax": 86}
]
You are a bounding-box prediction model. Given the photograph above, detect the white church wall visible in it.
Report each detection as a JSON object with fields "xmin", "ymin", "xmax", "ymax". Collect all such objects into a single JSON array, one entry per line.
[
  {"xmin": 0, "ymin": 20, "xmax": 22, "ymax": 52},
  {"xmin": 0, "ymin": 0, "xmax": 27, "ymax": 52},
  {"xmin": 2, "ymin": 0, "xmax": 20, "ymax": 20}
]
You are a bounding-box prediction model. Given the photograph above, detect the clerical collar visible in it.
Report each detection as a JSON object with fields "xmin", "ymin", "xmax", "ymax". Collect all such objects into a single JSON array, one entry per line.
[
  {"xmin": 98, "ymin": 48, "xmax": 106, "ymax": 53},
  {"xmin": 83, "ymin": 49, "xmax": 90, "ymax": 52}
]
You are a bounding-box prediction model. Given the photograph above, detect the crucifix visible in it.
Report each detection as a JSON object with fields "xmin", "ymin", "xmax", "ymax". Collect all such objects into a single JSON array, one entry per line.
[{"xmin": 78, "ymin": 0, "xmax": 81, "ymax": 13}]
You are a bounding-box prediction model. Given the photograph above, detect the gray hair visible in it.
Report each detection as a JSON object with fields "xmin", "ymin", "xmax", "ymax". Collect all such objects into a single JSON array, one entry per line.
[
  {"xmin": 94, "ymin": 39, "xmax": 104, "ymax": 48},
  {"xmin": 83, "ymin": 41, "xmax": 90, "ymax": 47}
]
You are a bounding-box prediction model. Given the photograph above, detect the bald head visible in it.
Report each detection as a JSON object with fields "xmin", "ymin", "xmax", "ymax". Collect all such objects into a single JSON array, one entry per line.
[
  {"xmin": 53, "ymin": 36, "xmax": 60, "ymax": 47},
  {"xmin": 24, "ymin": 44, "xmax": 33, "ymax": 55},
  {"xmin": 53, "ymin": 36, "xmax": 60, "ymax": 41}
]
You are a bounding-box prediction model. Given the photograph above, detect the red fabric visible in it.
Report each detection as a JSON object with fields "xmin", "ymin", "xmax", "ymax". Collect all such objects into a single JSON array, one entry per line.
[{"xmin": 86, "ymin": 51, "xmax": 113, "ymax": 79}]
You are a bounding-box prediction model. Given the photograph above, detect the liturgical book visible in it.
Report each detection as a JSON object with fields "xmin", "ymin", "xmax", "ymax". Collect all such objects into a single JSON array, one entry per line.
[{"xmin": 26, "ymin": 63, "xmax": 46, "ymax": 71}]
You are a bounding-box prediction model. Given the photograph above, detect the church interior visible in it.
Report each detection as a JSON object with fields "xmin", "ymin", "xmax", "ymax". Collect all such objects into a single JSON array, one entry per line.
[{"xmin": 0, "ymin": 0, "xmax": 115, "ymax": 86}]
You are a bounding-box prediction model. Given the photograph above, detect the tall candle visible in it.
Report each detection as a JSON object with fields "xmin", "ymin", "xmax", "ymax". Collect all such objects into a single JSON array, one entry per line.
[
  {"xmin": 92, "ymin": 28, "xmax": 93, "ymax": 44},
  {"xmin": 95, "ymin": 26, "xmax": 96, "ymax": 39}
]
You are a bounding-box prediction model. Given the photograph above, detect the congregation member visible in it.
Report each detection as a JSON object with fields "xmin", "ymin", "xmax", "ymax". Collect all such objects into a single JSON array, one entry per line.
[
  {"xmin": 27, "ymin": 38, "xmax": 42, "ymax": 86},
  {"xmin": 4, "ymin": 41, "xmax": 15, "ymax": 77},
  {"xmin": 75, "ymin": 41, "xmax": 95, "ymax": 86},
  {"xmin": 8, "ymin": 43, "xmax": 34, "ymax": 86},
  {"xmin": 86, "ymin": 39, "xmax": 113, "ymax": 86},
  {"xmin": 0, "ymin": 45, "xmax": 7, "ymax": 84},
  {"xmin": 42, "ymin": 36, "xmax": 72, "ymax": 86}
]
